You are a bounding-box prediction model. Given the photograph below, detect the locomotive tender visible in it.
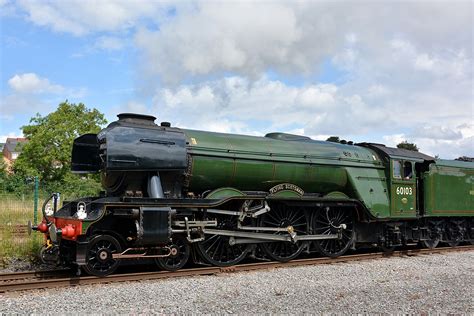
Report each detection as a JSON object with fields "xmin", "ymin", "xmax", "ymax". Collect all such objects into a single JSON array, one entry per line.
[{"xmin": 31, "ymin": 113, "xmax": 474, "ymax": 276}]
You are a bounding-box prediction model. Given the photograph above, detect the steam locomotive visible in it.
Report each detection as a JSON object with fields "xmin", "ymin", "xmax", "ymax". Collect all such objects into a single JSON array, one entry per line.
[{"xmin": 31, "ymin": 113, "xmax": 474, "ymax": 276}]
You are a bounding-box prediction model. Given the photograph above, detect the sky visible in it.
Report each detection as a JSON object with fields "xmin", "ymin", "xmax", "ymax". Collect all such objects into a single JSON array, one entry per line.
[{"xmin": 0, "ymin": 0, "xmax": 472, "ymax": 159}]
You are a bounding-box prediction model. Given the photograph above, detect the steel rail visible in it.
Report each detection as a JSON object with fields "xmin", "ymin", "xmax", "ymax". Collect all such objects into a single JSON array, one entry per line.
[
  {"xmin": 1, "ymin": 245, "xmax": 472, "ymax": 293},
  {"xmin": 0, "ymin": 269, "xmax": 71, "ymax": 282}
]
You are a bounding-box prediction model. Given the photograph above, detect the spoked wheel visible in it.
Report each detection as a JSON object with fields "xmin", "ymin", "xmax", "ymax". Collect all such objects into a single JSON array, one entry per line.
[
  {"xmin": 312, "ymin": 207, "xmax": 354, "ymax": 257},
  {"xmin": 379, "ymin": 244, "xmax": 396, "ymax": 253},
  {"xmin": 446, "ymin": 240, "xmax": 460, "ymax": 247},
  {"xmin": 445, "ymin": 220, "xmax": 462, "ymax": 247},
  {"xmin": 259, "ymin": 204, "xmax": 307, "ymax": 262},
  {"xmin": 155, "ymin": 236, "xmax": 190, "ymax": 271},
  {"xmin": 422, "ymin": 238, "xmax": 440, "ymax": 249},
  {"xmin": 83, "ymin": 235, "xmax": 122, "ymax": 277},
  {"xmin": 469, "ymin": 220, "xmax": 474, "ymax": 245},
  {"xmin": 196, "ymin": 214, "xmax": 250, "ymax": 266},
  {"xmin": 422, "ymin": 220, "xmax": 441, "ymax": 249}
]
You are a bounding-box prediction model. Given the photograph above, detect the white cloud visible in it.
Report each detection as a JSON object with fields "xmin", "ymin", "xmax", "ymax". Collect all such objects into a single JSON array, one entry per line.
[
  {"xmin": 6, "ymin": 73, "xmax": 87, "ymax": 98},
  {"xmin": 1, "ymin": 74, "xmax": 87, "ymax": 121},
  {"xmin": 366, "ymin": 84, "xmax": 389, "ymax": 98},
  {"xmin": 0, "ymin": 133, "xmax": 24, "ymax": 143},
  {"xmin": 151, "ymin": 76, "xmax": 389, "ymax": 136},
  {"xmin": 457, "ymin": 123, "xmax": 474, "ymax": 138},
  {"xmin": 384, "ymin": 122, "xmax": 474, "ymax": 158},
  {"xmin": 93, "ymin": 36, "xmax": 125, "ymax": 51},
  {"xmin": 9, "ymin": 1, "xmax": 473, "ymax": 159},
  {"xmin": 70, "ymin": 35, "xmax": 127, "ymax": 58},
  {"xmin": 149, "ymin": 72, "xmax": 472, "ymax": 159},
  {"xmin": 0, "ymin": 0, "xmax": 17, "ymax": 17},
  {"xmin": 411, "ymin": 126, "xmax": 463, "ymax": 141},
  {"xmin": 0, "ymin": 93, "xmax": 52, "ymax": 117},
  {"xmin": 414, "ymin": 54, "xmax": 435, "ymax": 71},
  {"xmin": 17, "ymin": 0, "xmax": 173, "ymax": 36},
  {"xmin": 135, "ymin": 2, "xmax": 341, "ymax": 84},
  {"xmin": 382, "ymin": 134, "xmax": 406, "ymax": 148},
  {"xmin": 134, "ymin": 1, "xmax": 472, "ymax": 83},
  {"xmin": 8, "ymin": 73, "xmax": 64, "ymax": 94}
]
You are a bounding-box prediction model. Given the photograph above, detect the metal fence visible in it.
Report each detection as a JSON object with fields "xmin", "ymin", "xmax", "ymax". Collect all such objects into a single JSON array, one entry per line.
[
  {"xmin": 0, "ymin": 177, "xmax": 42, "ymax": 263},
  {"xmin": 0, "ymin": 177, "xmax": 78, "ymax": 263}
]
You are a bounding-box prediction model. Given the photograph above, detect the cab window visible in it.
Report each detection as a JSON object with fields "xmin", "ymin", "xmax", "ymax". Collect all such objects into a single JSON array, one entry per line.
[
  {"xmin": 403, "ymin": 161, "xmax": 413, "ymax": 180},
  {"xmin": 393, "ymin": 160, "xmax": 402, "ymax": 179}
]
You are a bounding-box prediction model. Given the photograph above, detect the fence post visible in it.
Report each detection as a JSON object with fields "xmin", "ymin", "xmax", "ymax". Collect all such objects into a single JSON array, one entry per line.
[{"xmin": 33, "ymin": 176, "xmax": 39, "ymax": 224}]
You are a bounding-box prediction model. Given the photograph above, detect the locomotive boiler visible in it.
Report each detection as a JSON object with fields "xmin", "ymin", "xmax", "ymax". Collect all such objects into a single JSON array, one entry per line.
[{"xmin": 31, "ymin": 113, "xmax": 474, "ymax": 276}]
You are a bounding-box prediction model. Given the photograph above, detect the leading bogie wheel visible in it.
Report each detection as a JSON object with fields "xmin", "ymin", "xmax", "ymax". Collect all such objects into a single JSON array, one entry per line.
[
  {"xmin": 155, "ymin": 236, "xmax": 191, "ymax": 271},
  {"xmin": 83, "ymin": 234, "xmax": 122, "ymax": 277},
  {"xmin": 312, "ymin": 207, "xmax": 354, "ymax": 258}
]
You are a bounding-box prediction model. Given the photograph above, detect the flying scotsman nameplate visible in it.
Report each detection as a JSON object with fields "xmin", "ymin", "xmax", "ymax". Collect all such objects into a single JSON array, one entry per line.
[{"xmin": 269, "ymin": 183, "xmax": 304, "ymax": 196}]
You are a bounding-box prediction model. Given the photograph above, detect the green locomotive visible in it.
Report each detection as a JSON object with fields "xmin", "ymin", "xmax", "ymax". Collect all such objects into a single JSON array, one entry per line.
[{"xmin": 31, "ymin": 113, "xmax": 473, "ymax": 276}]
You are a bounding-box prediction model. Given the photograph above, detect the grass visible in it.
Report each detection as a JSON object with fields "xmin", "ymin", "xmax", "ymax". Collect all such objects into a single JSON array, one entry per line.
[{"xmin": 0, "ymin": 194, "xmax": 45, "ymax": 265}]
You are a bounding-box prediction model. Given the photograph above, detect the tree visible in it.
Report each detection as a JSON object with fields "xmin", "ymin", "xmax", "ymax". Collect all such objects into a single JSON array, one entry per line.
[
  {"xmin": 0, "ymin": 157, "xmax": 6, "ymax": 177},
  {"xmin": 326, "ymin": 136, "xmax": 340, "ymax": 143},
  {"xmin": 455, "ymin": 156, "xmax": 473, "ymax": 162},
  {"xmin": 397, "ymin": 141, "xmax": 419, "ymax": 152},
  {"xmin": 14, "ymin": 101, "xmax": 107, "ymax": 194},
  {"xmin": 0, "ymin": 157, "xmax": 7, "ymax": 190}
]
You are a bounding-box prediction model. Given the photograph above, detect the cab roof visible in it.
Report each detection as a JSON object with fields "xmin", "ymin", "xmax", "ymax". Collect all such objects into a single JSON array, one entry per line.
[{"xmin": 357, "ymin": 143, "xmax": 434, "ymax": 162}]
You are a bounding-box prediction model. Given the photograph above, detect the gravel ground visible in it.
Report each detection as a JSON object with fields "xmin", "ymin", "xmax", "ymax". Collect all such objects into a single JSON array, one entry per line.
[
  {"xmin": 1, "ymin": 251, "xmax": 473, "ymax": 314},
  {"xmin": 0, "ymin": 258, "xmax": 51, "ymax": 273}
]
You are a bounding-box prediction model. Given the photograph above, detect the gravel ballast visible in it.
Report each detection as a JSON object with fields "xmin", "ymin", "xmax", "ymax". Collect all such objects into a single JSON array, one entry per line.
[{"xmin": 1, "ymin": 251, "xmax": 473, "ymax": 314}]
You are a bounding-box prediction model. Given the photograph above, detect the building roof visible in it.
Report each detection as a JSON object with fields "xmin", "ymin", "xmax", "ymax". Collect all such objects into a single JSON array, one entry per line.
[{"xmin": 3, "ymin": 138, "xmax": 27, "ymax": 154}]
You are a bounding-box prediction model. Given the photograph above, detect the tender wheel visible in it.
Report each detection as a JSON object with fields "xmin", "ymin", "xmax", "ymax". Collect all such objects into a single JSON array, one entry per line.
[
  {"xmin": 422, "ymin": 238, "xmax": 440, "ymax": 249},
  {"xmin": 379, "ymin": 244, "xmax": 396, "ymax": 252},
  {"xmin": 445, "ymin": 220, "xmax": 462, "ymax": 247},
  {"xmin": 312, "ymin": 207, "xmax": 354, "ymax": 257},
  {"xmin": 196, "ymin": 214, "xmax": 250, "ymax": 266},
  {"xmin": 83, "ymin": 235, "xmax": 122, "ymax": 277},
  {"xmin": 155, "ymin": 236, "xmax": 190, "ymax": 271},
  {"xmin": 422, "ymin": 220, "xmax": 441, "ymax": 249},
  {"xmin": 469, "ymin": 220, "xmax": 474, "ymax": 245},
  {"xmin": 446, "ymin": 240, "xmax": 460, "ymax": 247},
  {"xmin": 259, "ymin": 204, "xmax": 307, "ymax": 262}
]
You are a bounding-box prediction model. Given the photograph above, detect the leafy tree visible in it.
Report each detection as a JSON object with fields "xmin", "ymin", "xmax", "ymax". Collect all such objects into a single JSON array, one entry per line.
[
  {"xmin": 42, "ymin": 172, "xmax": 103, "ymax": 198},
  {"xmin": 455, "ymin": 156, "xmax": 473, "ymax": 162},
  {"xmin": 326, "ymin": 136, "xmax": 340, "ymax": 143},
  {"xmin": 3, "ymin": 173, "xmax": 29, "ymax": 193},
  {"xmin": 396, "ymin": 141, "xmax": 419, "ymax": 152},
  {"xmin": 0, "ymin": 157, "xmax": 7, "ymax": 190},
  {"xmin": 14, "ymin": 101, "xmax": 107, "ymax": 195},
  {"xmin": 0, "ymin": 157, "xmax": 6, "ymax": 176}
]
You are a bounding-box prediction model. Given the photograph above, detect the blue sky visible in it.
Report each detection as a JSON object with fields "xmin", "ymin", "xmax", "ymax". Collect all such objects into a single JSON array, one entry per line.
[{"xmin": 0, "ymin": 1, "xmax": 472, "ymax": 158}]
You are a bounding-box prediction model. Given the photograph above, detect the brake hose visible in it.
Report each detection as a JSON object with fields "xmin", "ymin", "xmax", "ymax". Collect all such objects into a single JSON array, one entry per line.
[{"xmin": 41, "ymin": 193, "xmax": 55, "ymax": 225}]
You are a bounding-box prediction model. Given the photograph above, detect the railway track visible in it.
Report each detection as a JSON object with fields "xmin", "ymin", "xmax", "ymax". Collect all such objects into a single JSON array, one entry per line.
[
  {"xmin": 0, "ymin": 269, "xmax": 71, "ymax": 283},
  {"xmin": 1, "ymin": 245, "xmax": 472, "ymax": 293}
]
